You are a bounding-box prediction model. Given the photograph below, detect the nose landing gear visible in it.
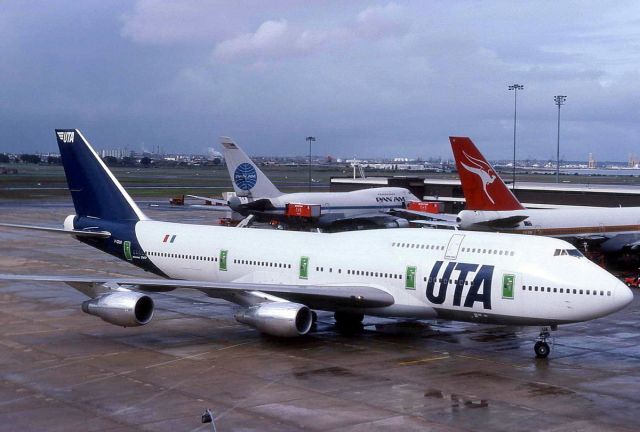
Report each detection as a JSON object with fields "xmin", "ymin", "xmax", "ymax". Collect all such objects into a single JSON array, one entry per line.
[{"xmin": 534, "ymin": 326, "xmax": 554, "ymax": 358}]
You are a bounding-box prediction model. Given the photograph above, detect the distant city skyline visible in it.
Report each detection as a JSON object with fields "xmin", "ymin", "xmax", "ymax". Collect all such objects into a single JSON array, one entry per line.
[{"xmin": 1, "ymin": 2, "xmax": 639, "ymax": 160}]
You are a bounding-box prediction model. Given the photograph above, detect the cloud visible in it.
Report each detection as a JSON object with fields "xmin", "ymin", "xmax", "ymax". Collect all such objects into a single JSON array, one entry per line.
[
  {"xmin": 215, "ymin": 20, "xmax": 295, "ymax": 61},
  {"xmin": 120, "ymin": 0, "xmax": 257, "ymax": 45},
  {"xmin": 213, "ymin": 3, "xmax": 409, "ymax": 63},
  {"xmin": 355, "ymin": 2, "xmax": 409, "ymax": 39},
  {"xmin": 3, "ymin": 0, "xmax": 640, "ymax": 160}
]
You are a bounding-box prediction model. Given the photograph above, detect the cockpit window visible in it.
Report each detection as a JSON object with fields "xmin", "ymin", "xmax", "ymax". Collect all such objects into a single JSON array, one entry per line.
[{"xmin": 554, "ymin": 248, "xmax": 583, "ymax": 258}]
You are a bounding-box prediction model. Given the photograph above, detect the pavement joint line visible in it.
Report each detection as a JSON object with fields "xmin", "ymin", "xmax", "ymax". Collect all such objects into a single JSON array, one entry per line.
[
  {"xmin": 456, "ymin": 353, "xmax": 530, "ymax": 369},
  {"xmin": 4, "ymin": 328, "xmax": 67, "ymax": 336},
  {"xmin": 112, "ymin": 363, "xmax": 219, "ymax": 417},
  {"xmin": 398, "ymin": 354, "xmax": 450, "ymax": 365},
  {"xmin": 214, "ymin": 376, "xmax": 282, "ymax": 421},
  {"xmin": 143, "ymin": 350, "xmax": 213, "ymax": 369},
  {"xmin": 215, "ymin": 340, "xmax": 256, "ymax": 351}
]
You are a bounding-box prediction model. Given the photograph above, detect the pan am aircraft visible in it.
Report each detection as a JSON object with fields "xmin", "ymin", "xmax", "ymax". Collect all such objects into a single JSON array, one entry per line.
[
  {"xmin": 190, "ymin": 137, "xmax": 437, "ymax": 231},
  {"xmin": 451, "ymin": 137, "xmax": 640, "ymax": 256},
  {"xmin": 0, "ymin": 130, "xmax": 633, "ymax": 358}
]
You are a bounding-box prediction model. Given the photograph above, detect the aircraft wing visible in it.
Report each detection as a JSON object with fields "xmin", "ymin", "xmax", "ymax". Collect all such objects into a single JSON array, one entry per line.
[
  {"xmin": 0, "ymin": 223, "xmax": 111, "ymax": 238},
  {"xmin": 0, "ymin": 274, "xmax": 395, "ymax": 310},
  {"xmin": 186, "ymin": 195, "xmax": 229, "ymax": 206},
  {"xmin": 389, "ymin": 208, "xmax": 458, "ymax": 221},
  {"xmin": 595, "ymin": 233, "xmax": 640, "ymax": 254},
  {"xmin": 147, "ymin": 203, "xmax": 231, "ymax": 212},
  {"xmin": 410, "ymin": 219, "xmax": 459, "ymax": 228}
]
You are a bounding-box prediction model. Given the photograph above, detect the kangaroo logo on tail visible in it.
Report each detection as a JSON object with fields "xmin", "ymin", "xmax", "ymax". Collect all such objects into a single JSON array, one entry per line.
[
  {"xmin": 459, "ymin": 150, "xmax": 497, "ymax": 204},
  {"xmin": 450, "ymin": 137, "xmax": 524, "ymax": 211}
]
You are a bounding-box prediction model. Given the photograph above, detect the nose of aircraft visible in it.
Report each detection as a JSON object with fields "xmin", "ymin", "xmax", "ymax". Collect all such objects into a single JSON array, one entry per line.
[{"xmin": 614, "ymin": 280, "xmax": 634, "ymax": 311}]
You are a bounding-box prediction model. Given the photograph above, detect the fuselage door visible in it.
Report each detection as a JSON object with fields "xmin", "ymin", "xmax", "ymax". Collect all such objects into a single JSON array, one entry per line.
[{"xmin": 445, "ymin": 233, "xmax": 465, "ymax": 260}]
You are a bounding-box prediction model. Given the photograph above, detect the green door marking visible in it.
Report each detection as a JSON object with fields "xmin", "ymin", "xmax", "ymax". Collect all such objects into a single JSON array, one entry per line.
[
  {"xmin": 123, "ymin": 241, "xmax": 132, "ymax": 261},
  {"xmin": 219, "ymin": 250, "xmax": 228, "ymax": 271},
  {"xmin": 299, "ymin": 256, "xmax": 309, "ymax": 279},
  {"xmin": 502, "ymin": 274, "xmax": 514, "ymax": 299},
  {"xmin": 405, "ymin": 266, "xmax": 416, "ymax": 290}
]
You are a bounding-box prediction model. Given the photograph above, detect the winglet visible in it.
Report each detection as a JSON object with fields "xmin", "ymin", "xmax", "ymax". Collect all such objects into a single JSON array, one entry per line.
[{"xmin": 449, "ymin": 137, "xmax": 524, "ymax": 211}]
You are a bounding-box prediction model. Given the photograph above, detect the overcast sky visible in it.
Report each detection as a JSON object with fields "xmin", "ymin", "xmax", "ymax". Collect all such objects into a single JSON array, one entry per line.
[{"xmin": 1, "ymin": 1, "xmax": 639, "ymax": 161}]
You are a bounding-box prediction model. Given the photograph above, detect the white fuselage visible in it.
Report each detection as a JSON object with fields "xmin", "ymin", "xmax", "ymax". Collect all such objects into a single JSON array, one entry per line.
[
  {"xmin": 459, "ymin": 207, "xmax": 640, "ymax": 237},
  {"xmin": 134, "ymin": 221, "xmax": 631, "ymax": 326},
  {"xmin": 267, "ymin": 187, "xmax": 418, "ymax": 217}
]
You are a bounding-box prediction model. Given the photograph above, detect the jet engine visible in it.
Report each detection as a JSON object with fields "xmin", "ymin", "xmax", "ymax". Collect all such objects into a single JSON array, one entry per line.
[
  {"xmin": 235, "ymin": 302, "xmax": 313, "ymax": 337},
  {"xmin": 81, "ymin": 291, "xmax": 154, "ymax": 327},
  {"xmin": 384, "ymin": 218, "xmax": 410, "ymax": 228}
]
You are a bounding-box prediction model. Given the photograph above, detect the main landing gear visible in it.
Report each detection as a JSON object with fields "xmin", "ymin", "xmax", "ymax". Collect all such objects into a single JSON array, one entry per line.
[
  {"xmin": 334, "ymin": 312, "xmax": 364, "ymax": 334},
  {"xmin": 334, "ymin": 311, "xmax": 364, "ymax": 327},
  {"xmin": 534, "ymin": 326, "xmax": 556, "ymax": 358}
]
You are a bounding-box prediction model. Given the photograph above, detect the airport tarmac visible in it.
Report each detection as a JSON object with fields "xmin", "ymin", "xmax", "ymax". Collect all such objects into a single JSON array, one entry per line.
[{"xmin": 1, "ymin": 202, "xmax": 640, "ymax": 431}]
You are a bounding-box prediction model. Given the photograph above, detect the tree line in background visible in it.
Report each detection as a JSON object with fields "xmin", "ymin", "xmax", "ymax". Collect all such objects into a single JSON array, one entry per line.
[
  {"xmin": 0, "ymin": 154, "xmax": 61, "ymax": 164},
  {"xmin": 0, "ymin": 153, "xmax": 223, "ymax": 167}
]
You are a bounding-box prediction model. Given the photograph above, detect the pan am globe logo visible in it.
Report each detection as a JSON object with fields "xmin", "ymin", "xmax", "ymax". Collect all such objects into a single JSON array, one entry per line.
[{"xmin": 233, "ymin": 163, "xmax": 258, "ymax": 190}]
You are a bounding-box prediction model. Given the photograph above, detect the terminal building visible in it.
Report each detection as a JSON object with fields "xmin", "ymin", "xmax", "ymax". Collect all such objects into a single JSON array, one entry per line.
[{"xmin": 330, "ymin": 176, "xmax": 640, "ymax": 213}]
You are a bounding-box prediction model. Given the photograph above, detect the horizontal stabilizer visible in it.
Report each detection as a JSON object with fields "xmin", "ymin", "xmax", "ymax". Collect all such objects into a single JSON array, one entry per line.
[
  {"xmin": 474, "ymin": 215, "xmax": 529, "ymax": 228},
  {"xmin": 0, "ymin": 223, "xmax": 111, "ymax": 238},
  {"xmin": 0, "ymin": 274, "xmax": 395, "ymax": 309}
]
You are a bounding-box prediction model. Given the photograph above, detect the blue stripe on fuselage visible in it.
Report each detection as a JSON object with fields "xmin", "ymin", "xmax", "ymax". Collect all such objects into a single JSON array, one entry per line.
[{"xmin": 72, "ymin": 216, "xmax": 168, "ymax": 278}]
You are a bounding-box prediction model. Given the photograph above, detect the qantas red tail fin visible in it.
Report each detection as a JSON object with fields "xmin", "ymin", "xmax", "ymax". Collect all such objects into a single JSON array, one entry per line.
[{"xmin": 449, "ymin": 137, "xmax": 524, "ymax": 211}]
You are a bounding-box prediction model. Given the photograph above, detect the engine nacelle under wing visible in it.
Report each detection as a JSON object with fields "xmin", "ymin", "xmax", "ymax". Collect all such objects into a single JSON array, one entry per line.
[
  {"xmin": 81, "ymin": 291, "xmax": 154, "ymax": 327},
  {"xmin": 235, "ymin": 302, "xmax": 313, "ymax": 337}
]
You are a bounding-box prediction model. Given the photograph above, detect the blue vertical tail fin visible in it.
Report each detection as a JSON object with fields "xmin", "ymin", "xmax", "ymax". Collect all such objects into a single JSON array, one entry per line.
[{"xmin": 55, "ymin": 129, "xmax": 148, "ymax": 221}]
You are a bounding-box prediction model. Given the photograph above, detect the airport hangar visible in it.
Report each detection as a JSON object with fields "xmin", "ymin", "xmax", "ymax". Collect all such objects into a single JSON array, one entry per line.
[{"xmin": 330, "ymin": 177, "xmax": 640, "ymax": 213}]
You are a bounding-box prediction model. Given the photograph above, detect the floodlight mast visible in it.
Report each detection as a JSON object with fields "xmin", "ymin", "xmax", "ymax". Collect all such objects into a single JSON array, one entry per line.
[
  {"xmin": 554, "ymin": 95, "xmax": 567, "ymax": 183},
  {"xmin": 306, "ymin": 136, "xmax": 316, "ymax": 192},
  {"xmin": 508, "ymin": 84, "xmax": 524, "ymax": 188}
]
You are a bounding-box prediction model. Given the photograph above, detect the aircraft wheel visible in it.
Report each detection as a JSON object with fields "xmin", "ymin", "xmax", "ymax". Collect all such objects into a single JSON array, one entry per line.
[{"xmin": 534, "ymin": 341, "xmax": 550, "ymax": 358}]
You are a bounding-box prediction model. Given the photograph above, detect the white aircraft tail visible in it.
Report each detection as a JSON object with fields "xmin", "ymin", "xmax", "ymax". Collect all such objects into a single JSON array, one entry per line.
[{"xmin": 220, "ymin": 137, "xmax": 281, "ymax": 198}]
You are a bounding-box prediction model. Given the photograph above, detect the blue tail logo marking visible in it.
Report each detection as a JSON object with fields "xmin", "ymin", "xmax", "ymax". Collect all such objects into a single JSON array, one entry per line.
[{"xmin": 233, "ymin": 163, "xmax": 258, "ymax": 190}]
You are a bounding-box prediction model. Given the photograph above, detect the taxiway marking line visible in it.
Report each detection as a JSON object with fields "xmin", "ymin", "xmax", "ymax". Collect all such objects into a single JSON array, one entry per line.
[{"xmin": 399, "ymin": 354, "xmax": 450, "ymax": 365}]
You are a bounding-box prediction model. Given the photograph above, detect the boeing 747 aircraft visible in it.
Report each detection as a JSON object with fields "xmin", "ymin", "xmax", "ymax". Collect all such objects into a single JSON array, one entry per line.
[
  {"xmin": 0, "ymin": 130, "xmax": 633, "ymax": 359},
  {"xmin": 215, "ymin": 137, "xmax": 430, "ymax": 230},
  {"xmin": 451, "ymin": 137, "xmax": 640, "ymax": 257}
]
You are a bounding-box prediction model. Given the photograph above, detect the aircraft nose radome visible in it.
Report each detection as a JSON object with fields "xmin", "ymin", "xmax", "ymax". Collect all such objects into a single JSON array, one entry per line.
[{"xmin": 615, "ymin": 281, "xmax": 634, "ymax": 310}]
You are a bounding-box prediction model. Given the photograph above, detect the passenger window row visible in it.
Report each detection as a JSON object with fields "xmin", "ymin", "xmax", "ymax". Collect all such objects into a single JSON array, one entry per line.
[
  {"xmin": 461, "ymin": 247, "xmax": 514, "ymax": 256},
  {"xmin": 313, "ymin": 266, "xmax": 403, "ymax": 280},
  {"xmin": 147, "ymin": 251, "xmax": 217, "ymax": 262},
  {"xmin": 235, "ymin": 259, "xmax": 292, "ymax": 269},
  {"xmin": 522, "ymin": 285, "xmax": 610, "ymax": 296},
  {"xmin": 392, "ymin": 242, "xmax": 444, "ymax": 251},
  {"xmin": 424, "ymin": 277, "xmax": 474, "ymax": 286}
]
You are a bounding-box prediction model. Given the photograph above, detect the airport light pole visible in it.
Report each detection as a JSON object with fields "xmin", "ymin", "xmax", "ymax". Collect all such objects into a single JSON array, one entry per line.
[
  {"xmin": 554, "ymin": 95, "xmax": 567, "ymax": 183},
  {"xmin": 306, "ymin": 136, "xmax": 316, "ymax": 191},
  {"xmin": 508, "ymin": 84, "xmax": 523, "ymax": 188}
]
